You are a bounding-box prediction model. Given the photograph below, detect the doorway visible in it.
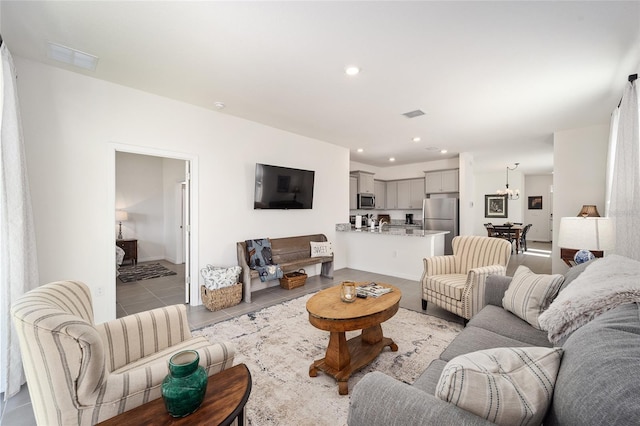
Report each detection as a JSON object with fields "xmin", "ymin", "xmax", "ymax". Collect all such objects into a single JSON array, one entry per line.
[{"xmin": 111, "ymin": 144, "xmax": 199, "ymax": 317}]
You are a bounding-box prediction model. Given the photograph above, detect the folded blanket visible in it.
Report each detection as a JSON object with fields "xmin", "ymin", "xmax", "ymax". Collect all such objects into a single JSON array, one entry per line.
[
  {"xmin": 246, "ymin": 238, "xmax": 282, "ymax": 282},
  {"xmin": 255, "ymin": 264, "xmax": 284, "ymax": 282},
  {"xmin": 538, "ymin": 254, "xmax": 640, "ymax": 343}
]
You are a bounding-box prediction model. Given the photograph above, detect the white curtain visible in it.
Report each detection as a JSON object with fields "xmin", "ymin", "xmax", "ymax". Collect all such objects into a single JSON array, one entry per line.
[
  {"xmin": 606, "ymin": 78, "xmax": 640, "ymax": 260},
  {"xmin": 0, "ymin": 42, "xmax": 39, "ymax": 399}
]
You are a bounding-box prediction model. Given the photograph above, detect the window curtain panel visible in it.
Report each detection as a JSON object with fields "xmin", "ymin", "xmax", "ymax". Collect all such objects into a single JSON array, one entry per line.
[
  {"xmin": 0, "ymin": 42, "xmax": 39, "ymax": 399},
  {"xmin": 607, "ymin": 79, "xmax": 640, "ymax": 260}
]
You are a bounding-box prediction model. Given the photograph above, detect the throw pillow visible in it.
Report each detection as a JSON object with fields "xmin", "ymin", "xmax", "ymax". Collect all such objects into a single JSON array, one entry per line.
[
  {"xmin": 435, "ymin": 347, "xmax": 563, "ymax": 426},
  {"xmin": 310, "ymin": 241, "xmax": 333, "ymax": 257},
  {"xmin": 502, "ymin": 265, "xmax": 564, "ymax": 329}
]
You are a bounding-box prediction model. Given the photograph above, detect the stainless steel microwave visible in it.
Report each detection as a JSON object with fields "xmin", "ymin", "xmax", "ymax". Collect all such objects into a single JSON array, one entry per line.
[{"xmin": 357, "ymin": 193, "xmax": 375, "ymax": 209}]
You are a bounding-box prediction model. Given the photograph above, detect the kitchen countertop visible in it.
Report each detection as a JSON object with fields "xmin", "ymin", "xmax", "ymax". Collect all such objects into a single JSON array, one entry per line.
[{"xmin": 336, "ymin": 224, "xmax": 449, "ymax": 237}]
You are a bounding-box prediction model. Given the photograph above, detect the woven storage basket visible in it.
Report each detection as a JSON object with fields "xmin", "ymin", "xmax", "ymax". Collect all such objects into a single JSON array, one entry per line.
[
  {"xmin": 279, "ymin": 269, "xmax": 307, "ymax": 290},
  {"xmin": 200, "ymin": 282, "xmax": 242, "ymax": 311}
]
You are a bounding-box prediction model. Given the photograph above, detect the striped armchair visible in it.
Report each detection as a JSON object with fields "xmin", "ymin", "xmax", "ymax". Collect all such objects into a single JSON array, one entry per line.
[
  {"xmin": 421, "ymin": 235, "xmax": 512, "ymax": 321},
  {"xmin": 11, "ymin": 280, "xmax": 235, "ymax": 425}
]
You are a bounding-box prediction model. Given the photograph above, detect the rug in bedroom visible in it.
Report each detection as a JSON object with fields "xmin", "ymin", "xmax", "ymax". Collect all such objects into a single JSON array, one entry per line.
[
  {"xmin": 193, "ymin": 292, "xmax": 463, "ymax": 426},
  {"xmin": 117, "ymin": 263, "xmax": 177, "ymax": 283}
]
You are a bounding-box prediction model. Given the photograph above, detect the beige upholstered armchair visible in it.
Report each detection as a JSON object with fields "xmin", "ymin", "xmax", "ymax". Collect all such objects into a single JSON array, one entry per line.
[
  {"xmin": 421, "ymin": 235, "xmax": 512, "ymax": 322},
  {"xmin": 11, "ymin": 280, "xmax": 235, "ymax": 425}
]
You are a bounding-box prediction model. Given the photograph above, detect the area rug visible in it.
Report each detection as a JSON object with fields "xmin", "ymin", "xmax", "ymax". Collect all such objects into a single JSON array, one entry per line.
[
  {"xmin": 117, "ymin": 263, "xmax": 177, "ymax": 283},
  {"xmin": 194, "ymin": 293, "xmax": 463, "ymax": 426}
]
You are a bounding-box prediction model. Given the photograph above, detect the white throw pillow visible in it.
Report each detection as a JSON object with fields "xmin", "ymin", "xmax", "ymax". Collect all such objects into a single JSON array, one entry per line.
[
  {"xmin": 502, "ymin": 265, "xmax": 564, "ymax": 329},
  {"xmin": 435, "ymin": 347, "xmax": 563, "ymax": 426},
  {"xmin": 310, "ymin": 241, "xmax": 333, "ymax": 257}
]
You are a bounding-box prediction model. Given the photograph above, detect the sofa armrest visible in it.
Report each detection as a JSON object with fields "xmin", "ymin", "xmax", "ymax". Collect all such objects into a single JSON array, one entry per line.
[
  {"xmin": 348, "ymin": 372, "xmax": 494, "ymax": 426},
  {"xmin": 96, "ymin": 304, "xmax": 192, "ymax": 372},
  {"xmin": 461, "ymin": 264, "xmax": 506, "ymax": 319},
  {"xmin": 484, "ymin": 274, "xmax": 513, "ymax": 307}
]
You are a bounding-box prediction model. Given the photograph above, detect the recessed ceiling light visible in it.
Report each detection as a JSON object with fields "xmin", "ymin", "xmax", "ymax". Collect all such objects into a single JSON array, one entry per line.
[
  {"xmin": 356, "ymin": 148, "xmax": 364, "ymax": 153},
  {"xmin": 412, "ymin": 137, "xmax": 421, "ymax": 142},
  {"xmin": 345, "ymin": 66, "xmax": 360, "ymax": 76},
  {"xmin": 47, "ymin": 42, "xmax": 99, "ymax": 71},
  {"xmin": 389, "ymin": 157, "xmax": 396, "ymax": 162},
  {"xmin": 440, "ymin": 149, "xmax": 448, "ymax": 154},
  {"xmin": 214, "ymin": 102, "xmax": 226, "ymax": 109}
]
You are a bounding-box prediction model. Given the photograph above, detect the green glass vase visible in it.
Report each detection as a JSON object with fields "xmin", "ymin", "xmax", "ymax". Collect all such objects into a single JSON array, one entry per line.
[{"xmin": 161, "ymin": 350, "xmax": 208, "ymax": 417}]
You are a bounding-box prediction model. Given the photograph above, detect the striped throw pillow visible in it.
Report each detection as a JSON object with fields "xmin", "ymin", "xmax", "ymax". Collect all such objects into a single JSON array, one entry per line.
[
  {"xmin": 502, "ymin": 265, "xmax": 564, "ymax": 329},
  {"xmin": 436, "ymin": 347, "xmax": 563, "ymax": 426}
]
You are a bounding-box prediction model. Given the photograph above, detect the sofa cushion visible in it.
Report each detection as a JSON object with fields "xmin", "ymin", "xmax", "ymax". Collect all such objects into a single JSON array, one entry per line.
[
  {"xmin": 424, "ymin": 274, "xmax": 467, "ymax": 300},
  {"xmin": 413, "ymin": 359, "xmax": 448, "ymax": 394},
  {"xmin": 502, "ymin": 265, "xmax": 564, "ymax": 329},
  {"xmin": 545, "ymin": 303, "xmax": 640, "ymax": 426},
  {"xmin": 439, "ymin": 326, "xmax": 539, "ymax": 362},
  {"xmin": 435, "ymin": 346, "xmax": 563, "ymax": 426},
  {"xmin": 468, "ymin": 305, "xmax": 552, "ymax": 348}
]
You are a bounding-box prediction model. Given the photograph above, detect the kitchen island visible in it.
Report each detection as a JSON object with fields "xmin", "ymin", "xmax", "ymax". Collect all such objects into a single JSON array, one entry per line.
[{"xmin": 335, "ymin": 225, "xmax": 448, "ymax": 280}]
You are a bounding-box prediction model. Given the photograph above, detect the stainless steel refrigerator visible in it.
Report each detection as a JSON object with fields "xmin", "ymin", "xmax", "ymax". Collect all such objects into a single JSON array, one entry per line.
[{"xmin": 422, "ymin": 198, "xmax": 459, "ymax": 255}]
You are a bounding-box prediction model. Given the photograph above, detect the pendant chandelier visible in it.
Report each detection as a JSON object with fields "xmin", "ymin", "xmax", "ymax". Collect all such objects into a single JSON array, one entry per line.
[{"xmin": 496, "ymin": 163, "xmax": 520, "ymax": 200}]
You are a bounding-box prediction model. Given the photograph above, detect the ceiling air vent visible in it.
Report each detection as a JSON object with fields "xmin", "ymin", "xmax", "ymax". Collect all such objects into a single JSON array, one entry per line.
[{"xmin": 402, "ymin": 109, "xmax": 425, "ymax": 118}]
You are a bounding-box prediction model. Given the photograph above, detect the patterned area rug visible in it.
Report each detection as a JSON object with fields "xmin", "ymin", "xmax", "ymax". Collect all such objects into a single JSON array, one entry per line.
[
  {"xmin": 117, "ymin": 263, "xmax": 177, "ymax": 283},
  {"xmin": 194, "ymin": 293, "xmax": 462, "ymax": 426}
]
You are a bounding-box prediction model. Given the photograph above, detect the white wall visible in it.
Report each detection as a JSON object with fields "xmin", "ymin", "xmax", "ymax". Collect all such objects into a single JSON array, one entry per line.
[
  {"xmin": 16, "ymin": 57, "xmax": 349, "ymax": 323},
  {"xmin": 524, "ymin": 174, "xmax": 553, "ymax": 242},
  {"xmin": 552, "ymin": 124, "xmax": 609, "ymax": 273},
  {"xmin": 472, "ymin": 170, "xmax": 525, "ymax": 236}
]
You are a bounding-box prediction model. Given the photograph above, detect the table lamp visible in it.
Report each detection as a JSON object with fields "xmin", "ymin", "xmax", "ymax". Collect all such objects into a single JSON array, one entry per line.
[
  {"xmin": 116, "ymin": 210, "xmax": 128, "ymax": 240},
  {"xmin": 557, "ymin": 217, "xmax": 614, "ymax": 264}
]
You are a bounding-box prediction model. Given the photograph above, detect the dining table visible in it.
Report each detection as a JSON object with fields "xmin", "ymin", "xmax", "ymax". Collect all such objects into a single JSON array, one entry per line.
[{"xmin": 486, "ymin": 224, "xmax": 524, "ymax": 253}]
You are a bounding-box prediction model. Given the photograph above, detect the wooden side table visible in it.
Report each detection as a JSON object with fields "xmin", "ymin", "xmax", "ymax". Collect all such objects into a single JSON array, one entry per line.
[
  {"xmin": 116, "ymin": 239, "xmax": 138, "ymax": 266},
  {"xmin": 560, "ymin": 248, "xmax": 603, "ymax": 267},
  {"xmin": 98, "ymin": 363, "xmax": 252, "ymax": 426}
]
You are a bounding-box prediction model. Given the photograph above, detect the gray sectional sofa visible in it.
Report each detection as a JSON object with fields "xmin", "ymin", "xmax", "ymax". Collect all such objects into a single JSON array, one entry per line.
[{"xmin": 348, "ymin": 260, "xmax": 640, "ymax": 426}]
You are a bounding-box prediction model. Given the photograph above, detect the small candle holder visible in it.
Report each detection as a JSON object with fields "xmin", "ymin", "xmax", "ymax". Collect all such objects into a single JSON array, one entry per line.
[{"xmin": 340, "ymin": 281, "xmax": 356, "ymax": 303}]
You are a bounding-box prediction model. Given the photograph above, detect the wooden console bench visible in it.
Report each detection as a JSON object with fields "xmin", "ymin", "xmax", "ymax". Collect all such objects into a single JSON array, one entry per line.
[{"xmin": 237, "ymin": 234, "xmax": 334, "ymax": 303}]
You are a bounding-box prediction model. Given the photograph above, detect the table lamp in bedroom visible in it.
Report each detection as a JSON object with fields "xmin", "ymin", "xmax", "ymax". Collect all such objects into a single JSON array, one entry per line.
[{"xmin": 116, "ymin": 210, "xmax": 128, "ymax": 240}]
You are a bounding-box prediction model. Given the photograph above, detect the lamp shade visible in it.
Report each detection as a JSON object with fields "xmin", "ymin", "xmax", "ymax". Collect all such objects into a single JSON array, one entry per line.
[
  {"xmin": 557, "ymin": 217, "xmax": 615, "ymax": 251},
  {"xmin": 577, "ymin": 205, "xmax": 600, "ymax": 217},
  {"xmin": 116, "ymin": 210, "xmax": 129, "ymax": 222}
]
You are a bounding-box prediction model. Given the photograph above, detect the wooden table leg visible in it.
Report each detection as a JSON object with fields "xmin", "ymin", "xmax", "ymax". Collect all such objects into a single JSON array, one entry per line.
[
  {"xmin": 324, "ymin": 331, "xmax": 350, "ymax": 371},
  {"xmin": 361, "ymin": 324, "xmax": 382, "ymax": 345}
]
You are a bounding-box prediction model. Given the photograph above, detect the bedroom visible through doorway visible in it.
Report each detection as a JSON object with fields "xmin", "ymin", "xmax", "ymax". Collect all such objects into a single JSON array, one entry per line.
[{"xmin": 115, "ymin": 151, "xmax": 192, "ymax": 317}]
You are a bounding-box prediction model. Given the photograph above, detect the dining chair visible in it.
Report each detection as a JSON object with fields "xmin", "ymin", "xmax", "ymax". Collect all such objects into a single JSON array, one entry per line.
[{"xmin": 519, "ymin": 223, "xmax": 533, "ymax": 252}]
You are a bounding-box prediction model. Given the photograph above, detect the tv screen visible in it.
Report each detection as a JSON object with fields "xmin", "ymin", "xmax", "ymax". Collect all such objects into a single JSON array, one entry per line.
[{"xmin": 254, "ymin": 163, "xmax": 315, "ymax": 209}]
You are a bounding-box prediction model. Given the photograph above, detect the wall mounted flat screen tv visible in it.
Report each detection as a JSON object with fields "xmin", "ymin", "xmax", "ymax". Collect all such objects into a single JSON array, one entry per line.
[{"xmin": 254, "ymin": 163, "xmax": 315, "ymax": 209}]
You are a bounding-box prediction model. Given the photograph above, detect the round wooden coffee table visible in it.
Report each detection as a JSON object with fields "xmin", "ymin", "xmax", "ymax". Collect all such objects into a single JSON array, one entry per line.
[{"xmin": 306, "ymin": 283, "xmax": 401, "ymax": 395}]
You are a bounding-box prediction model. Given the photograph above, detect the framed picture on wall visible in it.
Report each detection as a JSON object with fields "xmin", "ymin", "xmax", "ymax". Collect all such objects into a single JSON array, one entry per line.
[
  {"xmin": 485, "ymin": 194, "xmax": 508, "ymax": 218},
  {"xmin": 528, "ymin": 196, "xmax": 543, "ymax": 209}
]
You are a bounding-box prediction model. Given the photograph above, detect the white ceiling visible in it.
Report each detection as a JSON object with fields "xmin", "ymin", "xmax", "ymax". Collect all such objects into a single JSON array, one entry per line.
[{"xmin": 3, "ymin": 1, "xmax": 639, "ymax": 173}]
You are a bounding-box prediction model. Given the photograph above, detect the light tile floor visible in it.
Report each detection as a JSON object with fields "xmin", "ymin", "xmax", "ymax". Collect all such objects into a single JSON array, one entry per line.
[{"xmin": 0, "ymin": 241, "xmax": 551, "ymax": 425}]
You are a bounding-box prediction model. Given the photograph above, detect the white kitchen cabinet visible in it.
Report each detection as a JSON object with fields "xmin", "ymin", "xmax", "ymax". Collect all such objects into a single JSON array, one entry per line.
[
  {"xmin": 425, "ymin": 169, "xmax": 459, "ymax": 194},
  {"xmin": 397, "ymin": 180, "xmax": 411, "ymax": 208},
  {"xmin": 397, "ymin": 179, "xmax": 424, "ymax": 209},
  {"xmin": 386, "ymin": 181, "xmax": 398, "ymax": 209},
  {"xmin": 410, "ymin": 178, "xmax": 425, "ymax": 208},
  {"xmin": 351, "ymin": 171, "xmax": 375, "ymax": 194},
  {"xmin": 349, "ymin": 176, "xmax": 358, "ymax": 210},
  {"xmin": 386, "ymin": 178, "xmax": 424, "ymax": 209},
  {"xmin": 374, "ymin": 180, "xmax": 386, "ymax": 209}
]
